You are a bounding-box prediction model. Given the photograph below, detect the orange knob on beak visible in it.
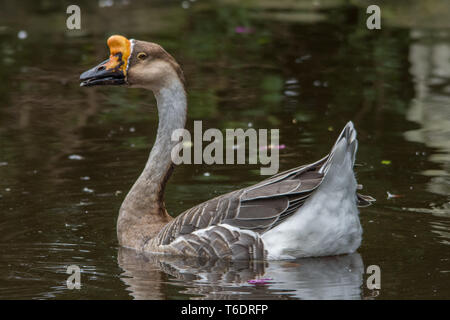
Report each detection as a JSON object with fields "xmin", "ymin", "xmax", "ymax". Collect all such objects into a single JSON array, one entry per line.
[{"xmin": 80, "ymin": 35, "xmax": 131, "ymax": 87}]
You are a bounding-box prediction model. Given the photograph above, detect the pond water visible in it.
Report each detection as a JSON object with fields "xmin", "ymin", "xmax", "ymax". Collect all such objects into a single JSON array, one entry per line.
[{"xmin": 0, "ymin": 0, "xmax": 449, "ymax": 299}]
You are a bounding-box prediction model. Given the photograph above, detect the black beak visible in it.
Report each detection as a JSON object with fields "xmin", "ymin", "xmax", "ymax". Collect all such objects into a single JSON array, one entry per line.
[{"xmin": 80, "ymin": 56, "xmax": 126, "ymax": 87}]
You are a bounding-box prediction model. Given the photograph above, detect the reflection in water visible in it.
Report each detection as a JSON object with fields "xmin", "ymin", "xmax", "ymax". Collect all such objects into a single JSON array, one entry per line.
[
  {"xmin": 404, "ymin": 29, "xmax": 450, "ymax": 247},
  {"xmin": 405, "ymin": 29, "xmax": 450, "ymax": 198},
  {"xmin": 118, "ymin": 248, "xmax": 364, "ymax": 300}
]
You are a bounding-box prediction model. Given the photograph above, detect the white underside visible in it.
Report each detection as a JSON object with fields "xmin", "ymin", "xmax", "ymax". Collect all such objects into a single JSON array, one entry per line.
[{"xmin": 262, "ymin": 138, "xmax": 362, "ymax": 260}]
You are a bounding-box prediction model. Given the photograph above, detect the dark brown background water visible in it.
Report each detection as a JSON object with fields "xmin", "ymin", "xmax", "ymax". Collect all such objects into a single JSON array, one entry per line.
[{"xmin": 0, "ymin": 0, "xmax": 449, "ymax": 299}]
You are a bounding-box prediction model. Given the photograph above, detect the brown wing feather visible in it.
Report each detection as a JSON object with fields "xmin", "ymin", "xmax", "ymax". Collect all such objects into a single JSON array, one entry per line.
[
  {"xmin": 156, "ymin": 156, "xmax": 327, "ymax": 247},
  {"xmin": 152, "ymin": 122, "xmax": 376, "ymax": 260},
  {"xmin": 154, "ymin": 151, "xmax": 374, "ymax": 260},
  {"xmin": 168, "ymin": 225, "xmax": 266, "ymax": 261}
]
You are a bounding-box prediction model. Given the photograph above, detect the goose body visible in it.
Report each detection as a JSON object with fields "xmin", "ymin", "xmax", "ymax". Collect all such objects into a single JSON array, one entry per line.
[{"xmin": 80, "ymin": 35, "xmax": 374, "ymax": 261}]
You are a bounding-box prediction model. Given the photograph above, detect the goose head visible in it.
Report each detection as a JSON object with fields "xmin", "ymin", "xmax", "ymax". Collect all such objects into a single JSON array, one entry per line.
[{"xmin": 80, "ymin": 35, "xmax": 184, "ymax": 91}]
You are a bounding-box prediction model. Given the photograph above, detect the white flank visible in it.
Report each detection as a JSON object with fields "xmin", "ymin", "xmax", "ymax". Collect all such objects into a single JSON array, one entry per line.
[{"xmin": 262, "ymin": 123, "xmax": 362, "ymax": 259}]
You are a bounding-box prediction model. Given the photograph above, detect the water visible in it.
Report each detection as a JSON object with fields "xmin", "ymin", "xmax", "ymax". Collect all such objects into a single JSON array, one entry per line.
[{"xmin": 0, "ymin": 0, "xmax": 449, "ymax": 299}]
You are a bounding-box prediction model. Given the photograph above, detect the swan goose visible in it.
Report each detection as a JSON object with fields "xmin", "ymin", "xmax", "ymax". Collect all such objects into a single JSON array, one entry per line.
[{"xmin": 80, "ymin": 35, "xmax": 374, "ymax": 260}]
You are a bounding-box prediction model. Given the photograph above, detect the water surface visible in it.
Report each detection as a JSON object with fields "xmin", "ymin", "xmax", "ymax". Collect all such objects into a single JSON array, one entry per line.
[{"xmin": 0, "ymin": 0, "xmax": 449, "ymax": 299}]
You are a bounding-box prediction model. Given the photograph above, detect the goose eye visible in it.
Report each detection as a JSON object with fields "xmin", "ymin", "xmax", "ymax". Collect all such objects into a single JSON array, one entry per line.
[{"xmin": 137, "ymin": 52, "xmax": 147, "ymax": 60}]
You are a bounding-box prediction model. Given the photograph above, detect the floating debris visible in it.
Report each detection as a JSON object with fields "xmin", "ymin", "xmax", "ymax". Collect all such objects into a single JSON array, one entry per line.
[
  {"xmin": 77, "ymin": 201, "xmax": 92, "ymax": 206},
  {"xmin": 68, "ymin": 154, "xmax": 84, "ymax": 160},
  {"xmin": 0, "ymin": 162, "xmax": 8, "ymax": 166},
  {"xmin": 235, "ymin": 26, "xmax": 254, "ymax": 34},
  {"xmin": 284, "ymin": 90, "xmax": 299, "ymax": 97},
  {"xmin": 203, "ymin": 172, "xmax": 210, "ymax": 177},
  {"xmin": 115, "ymin": 190, "xmax": 122, "ymax": 196},
  {"xmin": 285, "ymin": 78, "xmax": 298, "ymax": 85},
  {"xmin": 17, "ymin": 30, "xmax": 27, "ymax": 40},
  {"xmin": 295, "ymin": 55, "xmax": 311, "ymax": 64},
  {"xmin": 83, "ymin": 187, "xmax": 94, "ymax": 193},
  {"xmin": 181, "ymin": 1, "xmax": 190, "ymax": 9},
  {"xmin": 381, "ymin": 160, "xmax": 391, "ymax": 165},
  {"xmin": 248, "ymin": 278, "xmax": 273, "ymax": 285},
  {"xmin": 80, "ymin": 176, "xmax": 90, "ymax": 180},
  {"xmin": 99, "ymin": 0, "xmax": 114, "ymax": 8},
  {"xmin": 387, "ymin": 191, "xmax": 402, "ymax": 199}
]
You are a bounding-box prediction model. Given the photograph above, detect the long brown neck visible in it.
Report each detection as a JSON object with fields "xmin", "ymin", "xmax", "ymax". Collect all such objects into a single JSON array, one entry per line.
[{"xmin": 117, "ymin": 78, "xmax": 187, "ymax": 248}]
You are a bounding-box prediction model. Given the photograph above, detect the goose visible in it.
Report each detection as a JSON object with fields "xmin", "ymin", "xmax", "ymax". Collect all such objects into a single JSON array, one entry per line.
[{"xmin": 80, "ymin": 35, "xmax": 375, "ymax": 260}]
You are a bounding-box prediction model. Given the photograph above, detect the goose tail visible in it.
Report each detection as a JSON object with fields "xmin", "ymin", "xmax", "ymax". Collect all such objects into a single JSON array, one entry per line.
[
  {"xmin": 319, "ymin": 121, "xmax": 358, "ymax": 175},
  {"xmin": 318, "ymin": 121, "xmax": 376, "ymax": 206}
]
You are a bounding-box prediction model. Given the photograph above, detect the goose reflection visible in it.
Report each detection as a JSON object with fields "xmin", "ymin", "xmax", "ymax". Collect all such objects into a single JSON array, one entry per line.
[{"xmin": 118, "ymin": 248, "xmax": 364, "ymax": 300}]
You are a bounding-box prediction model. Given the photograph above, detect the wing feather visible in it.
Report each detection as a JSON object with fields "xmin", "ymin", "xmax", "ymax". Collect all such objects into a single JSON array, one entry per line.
[
  {"xmin": 156, "ymin": 159, "xmax": 326, "ymax": 247},
  {"xmin": 167, "ymin": 224, "xmax": 265, "ymax": 261},
  {"xmin": 155, "ymin": 150, "xmax": 373, "ymax": 258}
]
